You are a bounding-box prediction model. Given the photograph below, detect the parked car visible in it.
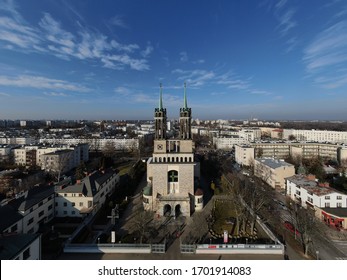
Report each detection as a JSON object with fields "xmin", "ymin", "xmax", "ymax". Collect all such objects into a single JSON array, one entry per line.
[{"xmin": 284, "ymin": 221, "xmax": 300, "ymax": 237}]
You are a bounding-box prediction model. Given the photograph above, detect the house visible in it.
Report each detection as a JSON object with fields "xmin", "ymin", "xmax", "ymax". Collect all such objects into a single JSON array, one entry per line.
[
  {"xmin": 55, "ymin": 169, "xmax": 119, "ymax": 218},
  {"xmin": 286, "ymin": 174, "xmax": 347, "ymax": 230}
]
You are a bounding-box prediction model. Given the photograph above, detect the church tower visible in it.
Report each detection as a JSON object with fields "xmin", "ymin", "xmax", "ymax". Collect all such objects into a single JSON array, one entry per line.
[
  {"xmin": 143, "ymin": 84, "xmax": 202, "ymax": 218},
  {"xmin": 179, "ymin": 83, "xmax": 192, "ymax": 140},
  {"xmin": 154, "ymin": 83, "xmax": 167, "ymax": 140}
]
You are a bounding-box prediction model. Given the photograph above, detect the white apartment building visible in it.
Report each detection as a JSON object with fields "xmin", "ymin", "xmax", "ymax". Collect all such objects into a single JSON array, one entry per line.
[
  {"xmin": 286, "ymin": 174, "xmax": 347, "ymax": 230},
  {"xmin": 14, "ymin": 144, "xmax": 89, "ymax": 169},
  {"xmin": 0, "ymin": 137, "xmax": 35, "ymax": 145},
  {"xmin": 283, "ymin": 129, "xmax": 347, "ymax": 143},
  {"xmin": 55, "ymin": 170, "xmax": 119, "ymax": 218},
  {"xmin": 254, "ymin": 158, "xmax": 295, "ymax": 189},
  {"xmin": 40, "ymin": 149, "xmax": 75, "ymax": 175},
  {"xmin": 39, "ymin": 137, "xmax": 139, "ymax": 151},
  {"xmin": 235, "ymin": 144, "xmax": 255, "ymax": 166},
  {"xmin": 213, "ymin": 136, "xmax": 249, "ymax": 150},
  {"xmin": 0, "ymin": 145, "xmax": 13, "ymax": 162}
]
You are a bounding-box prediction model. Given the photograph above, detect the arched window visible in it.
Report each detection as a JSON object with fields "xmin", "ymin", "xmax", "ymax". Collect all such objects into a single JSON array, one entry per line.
[
  {"xmin": 159, "ymin": 157, "xmax": 162, "ymax": 163},
  {"xmin": 168, "ymin": 157, "xmax": 170, "ymax": 162},
  {"xmin": 176, "ymin": 157, "xmax": 179, "ymax": 162},
  {"xmin": 168, "ymin": 170, "xmax": 178, "ymax": 182},
  {"xmin": 185, "ymin": 157, "xmax": 187, "ymax": 162},
  {"xmin": 163, "ymin": 157, "xmax": 166, "ymax": 163}
]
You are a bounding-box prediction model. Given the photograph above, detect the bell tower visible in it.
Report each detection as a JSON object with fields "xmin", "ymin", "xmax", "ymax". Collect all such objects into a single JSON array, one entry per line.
[
  {"xmin": 154, "ymin": 83, "xmax": 167, "ymax": 140},
  {"xmin": 179, "ymin": 83, "xmax": 192, "ymax": 140}
]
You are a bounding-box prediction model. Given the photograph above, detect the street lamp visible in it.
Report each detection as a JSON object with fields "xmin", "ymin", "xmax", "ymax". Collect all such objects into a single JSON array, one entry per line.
[
  {"xmin": 97, "ymin": 237, "xmax": 100, "ymax": 244},
  {"xmin": 316, "ymin": 250, "xmax": 319, "ymax": 260},
  {"xmin": 246, "ymin": 238, "xmax": 248, "ymax": 245},
  {"xmin": 209, "ymin": 238, "xmax": 212, "ymax": 245}
]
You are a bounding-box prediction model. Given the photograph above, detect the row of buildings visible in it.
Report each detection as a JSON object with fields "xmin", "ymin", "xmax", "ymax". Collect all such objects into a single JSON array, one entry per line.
[
  {"xmin": 0, "ymin": 169, "xmax": 119, "ymax": 259},
  {"xmin": 235, "ymin": 142, "xmax": 347, "ymax": 167}
]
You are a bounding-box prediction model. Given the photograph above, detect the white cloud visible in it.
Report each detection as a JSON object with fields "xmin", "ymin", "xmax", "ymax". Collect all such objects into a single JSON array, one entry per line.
[
  {"xmin": 180, "ymin": 51, "xmax": 188, "ymax": 62},
  {"xmin": 303, "ymin": 20, "xmax": 347, "ymax": 89},
  {"xmin": 0, "ymin": 92, "xmax": 10, "ymax": 97},
  {"xmin": 141, "ymin": 43, "xmax": 153, "ymax": 58},
  {"xmin": 0, "ymin": 5, "xmax": 149, "ymax": 71},
  {"xmin": 109, "ymin": 15, "xmax": 128, "ymax": 29},
  {"xmin": 0, "ymin": 75, "xmax": 90, "ymax": 92},
  {"xmin": 44, "ymin": 92, "xmax": 68, "ymax": 97}
]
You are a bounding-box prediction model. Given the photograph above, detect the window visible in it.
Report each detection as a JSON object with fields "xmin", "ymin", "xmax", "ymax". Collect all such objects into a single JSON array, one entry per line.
[
  {"xmin": 63, "ymin": 211, "xmax": 67, "ymax": 215},
  {"xmin": 38, "ymin": 210, "xmax": 44, "ymax": 217},
  {"xmin": 88, "ymin": 201, "xmax": 92, "ymax": 208},
  {"xmin": 72, "ymin": 211, "xmax": 75, "ymax": 215},
  {"xmin": 337, "ymin": 196, "xmax": 342, "ymax": 200},
  {"xmin": 55, "ymin": 202, "xmax": 58, "ymax": 207},
  {"xmin": 27, "ymin": 218, "xmax": 34, "ymax": 225},
  {"xmin": 295, "ymin": 190, "xmax": 301, "ymax": 195},
  {"xmin": 48, "ymin": 205, "xmax": 53, "ymax": 210},
  {"xmin": 38, "ymin": 201, "xmax": 43, "ymax": 207},
  {"xmin": 63, "ymin": 202, "xmax": 67, "ymax": 207},
  {"xmin": 308, "ymin": 197, "xmax": 313, "ymax": 203},
  {"xmin": 64, "ymin": 193, "xmax": 67, "ymax": 197},
  {"xmin": 79, "ymin": 194, "xmax": 83, "ymax": 197},
  {"xmin": 337, "ymin": 203, "xmax": 342, "ymax": 208},
  {"xmin": 30, "ymin": 208, "xmax": 33, "ymax": 213},
  {"xmin": 79, "ymin": 202, "xmax": 83, "ymax": 207},
  {"xmin": 168, "ymin": 170, "xmax": 178, "ymax": 182},
  {"xmin": 71, "ymin": 202, "xmax": 75, "ymax": 207},
  {"xmin": 325, "ymin": 203, "xmax": 330, "ymax": 207},
  {"xmin": 325, "ymin": 196, "xmax": 330, "ymax": 200}
]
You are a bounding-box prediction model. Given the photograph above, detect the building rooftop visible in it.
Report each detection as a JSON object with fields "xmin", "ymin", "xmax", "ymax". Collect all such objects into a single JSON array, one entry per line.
[
  {"xmin": 56, "ymin": 169, "xmax": 117, "ymax": 197},
  {"xmin": 286, "ymin": 174, "xmax": 343, "ymax": 197},
  {"xmin": 0, "ymin": 234, "xmax": 40, "ymax": 260},
  {"xmin": 255, "ymin": 158, "xmax": 294, "ymax": 169},
  {"xmin": 0, "ymin": 205, "xmax": 23, "ymax": 232},
  {"xmin": 8, "ymin": 184, "xmax": 55, "ymax": 212}
]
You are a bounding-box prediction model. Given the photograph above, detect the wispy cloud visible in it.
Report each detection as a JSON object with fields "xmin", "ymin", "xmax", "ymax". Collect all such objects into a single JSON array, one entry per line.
[
  {"xmin": 179, "ymin": 51, "xmax": 188, "ymax": 62},
  {"xmin": 0, "ymin": 92, "xmax": 10, "ymax": 97},
  {"xmin": 0, "ymin": 75, "xmax": 90, "ymax": 92},
  {"xmin": 109, "ymin": 15, "xmax": 128, "ymax": 29},
  {"xmin": 172, "ymin": 69, "xmax": 215, "ymax": 87},
  {"xmin": 303, "ymin": 20, "xmax": 347, "ymax": 88},
  {"xmin": 0, "ymin": 2, "xmax": 150, "ymax": 71},
  {"xmin": 44, "ymin": 92, "xmax": 69, "ymax": 97},
  {"xmin": 216, "ymin": 72, "xmax": 251, "ymax": 90}
]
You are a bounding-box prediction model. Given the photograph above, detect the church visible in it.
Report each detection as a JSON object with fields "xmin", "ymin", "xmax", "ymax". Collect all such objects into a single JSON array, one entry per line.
[{"xmin": 143, "ymin": 84, "xmax": 203, "ymax": 217}]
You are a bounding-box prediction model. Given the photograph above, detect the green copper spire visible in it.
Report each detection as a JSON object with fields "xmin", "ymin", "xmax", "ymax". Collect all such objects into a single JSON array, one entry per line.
[
  {"xmin": 183, "ymin": 82, "xmax": 187, "ymax": 109},
  {"xmin": 159, "ymin": 83, "xmax": 163, "ymax": 109}
]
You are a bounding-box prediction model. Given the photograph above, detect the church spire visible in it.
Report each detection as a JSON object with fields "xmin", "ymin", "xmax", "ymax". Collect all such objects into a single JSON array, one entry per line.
[
  {"xmin": 159, "ymin": 83, "xmax": 163, "ymax": 110},
  {"xmin": 183, "ymin": 82, "xmax": 187, "ymax": 109}
]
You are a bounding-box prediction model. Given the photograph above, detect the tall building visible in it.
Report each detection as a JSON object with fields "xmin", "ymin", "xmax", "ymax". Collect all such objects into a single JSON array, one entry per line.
[{"xmin": 144, "ymin": 84, "xmax": 202, "ymax": 217}]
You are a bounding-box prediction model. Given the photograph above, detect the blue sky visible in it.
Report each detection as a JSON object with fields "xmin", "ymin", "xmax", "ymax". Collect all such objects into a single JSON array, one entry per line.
[{"xmin": 0, "ymin": 0, "xmax": 346, "ymax": 121}]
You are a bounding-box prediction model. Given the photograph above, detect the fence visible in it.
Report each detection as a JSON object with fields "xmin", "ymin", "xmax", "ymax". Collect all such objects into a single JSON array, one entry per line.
[{"xmin": 64, "ymin": 242, "xmax": 166, "ymax": 254}]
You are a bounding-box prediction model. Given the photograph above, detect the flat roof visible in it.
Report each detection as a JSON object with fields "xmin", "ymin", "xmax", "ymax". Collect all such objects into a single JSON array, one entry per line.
[{"xmin": 256, "ymin": 158, "xmax": 294, "ymax": 169}]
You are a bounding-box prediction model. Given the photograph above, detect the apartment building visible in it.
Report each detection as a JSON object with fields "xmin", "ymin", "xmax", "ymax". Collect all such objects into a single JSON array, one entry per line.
[
  {"xmin": 235, "ymin": 144, "xmax": 255, "ymax": 166},
  {"xmin": 213, "ymin": 136, "xmax": 248, "ymax": 150},
  {"xmin": 254, "ymin": 158, "xmax": 295, "ymax": 189},
  {"xmin": 14, "ymin": 144, "xmax": 89, "ymax": 170},
  {"xmin": 55, "ymin": 169, "xmax": 119, "ymax": 218},
  {"xmin": 236, "ymin": 141, "xmax": 347, "ymax": 166},
  {"xmin": 286, "ymin": 174, "xmax": 347, "ymax": 230},
  {"xmin": 39, "ymin": 137, "xmax": 139, "ymax": 151},
  {"xmin": 283, "ymin": 129, "xmax": 347, "ymax": 143}
]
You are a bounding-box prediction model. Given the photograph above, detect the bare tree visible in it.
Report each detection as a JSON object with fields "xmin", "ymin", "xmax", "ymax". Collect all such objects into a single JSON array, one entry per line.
[
  {"xmin": 289, "ymin": 203, "xmax": 317, "ymax": 256},
  {"xmin": 128, "ymin": 210, "xmax": 154, "ymax": 243}
]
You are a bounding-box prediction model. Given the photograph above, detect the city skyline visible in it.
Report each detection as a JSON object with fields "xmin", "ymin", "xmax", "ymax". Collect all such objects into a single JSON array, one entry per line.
[{"xmin": 0, "ymin": 0, "xmax": 347, "ymax": 121}]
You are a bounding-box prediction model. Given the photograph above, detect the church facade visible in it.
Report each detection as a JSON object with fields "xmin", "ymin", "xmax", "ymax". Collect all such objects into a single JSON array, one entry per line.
[{"xmin": 143, "ymin": 84, "xmax": 203, "ymax": 217}]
